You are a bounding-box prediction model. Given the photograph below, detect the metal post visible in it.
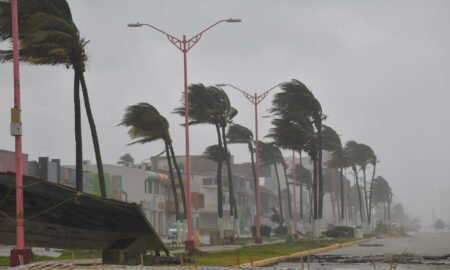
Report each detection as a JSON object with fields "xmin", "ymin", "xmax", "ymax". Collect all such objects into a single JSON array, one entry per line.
[
  {"xmin": 292, "ymin": 151, "xmax": 298, "ymax": 240},
  {"xmin": 183, "ymin": 35, "xmax": 194, "ymax": 251},
  {"xmin": 10, "ymin": 0, "xmax": 30, "ymax": 266},
  {"xmin": 254, "ymin": 94, "xmax": 262, "ymax": 244}
]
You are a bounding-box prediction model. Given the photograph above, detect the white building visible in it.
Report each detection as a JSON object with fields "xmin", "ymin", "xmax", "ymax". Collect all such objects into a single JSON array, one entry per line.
[{"xmin": 66, "ymin": 162, "xmax": 171, "ymax": 235}]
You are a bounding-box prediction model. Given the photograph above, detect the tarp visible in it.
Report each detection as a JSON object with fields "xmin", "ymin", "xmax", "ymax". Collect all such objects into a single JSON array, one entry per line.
[{"xmin": 0, "ymin": 172, "xmax": 168, "ymax": 254}]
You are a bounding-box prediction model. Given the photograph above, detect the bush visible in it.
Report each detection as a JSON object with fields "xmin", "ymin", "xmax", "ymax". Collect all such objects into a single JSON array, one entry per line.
[
  {"xmin": 324, "ymin": 226, "xmax": 354, "ymax": 238},
  {"xmin": 435, "ymin": 219, "xmax": 445, "ymax": 230},
  {"xmin": 251, "ymin": 225, "xmax": 272, "ymax": 237},
  {"xmin": 274, "ymin": 226, "xmax": 289, "ymax": 235}
]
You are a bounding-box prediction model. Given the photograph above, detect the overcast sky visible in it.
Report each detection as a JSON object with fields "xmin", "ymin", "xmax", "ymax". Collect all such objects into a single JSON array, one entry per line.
[{"xmin": 1, "ymin": 0, "xmax": 449, "ymax": 225}]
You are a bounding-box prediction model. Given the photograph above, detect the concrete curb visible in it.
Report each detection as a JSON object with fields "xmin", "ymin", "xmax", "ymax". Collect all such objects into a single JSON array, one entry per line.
[{"xmin": 240, "ymin": 237, "xmax": 377, "ymax": 267}]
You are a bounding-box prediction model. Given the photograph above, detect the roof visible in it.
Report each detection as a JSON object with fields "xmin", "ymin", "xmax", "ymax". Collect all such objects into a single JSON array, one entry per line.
[
  {"xmin": 0, "ymin": 172, "xmax": 168, "ymax": 254},
  {"xmin": 0, "ymin": 149, "xmax": 28, "ymax": 156}
]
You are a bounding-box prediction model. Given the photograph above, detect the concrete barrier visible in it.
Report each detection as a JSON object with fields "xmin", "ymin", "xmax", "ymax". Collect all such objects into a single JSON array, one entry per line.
[{"xmin": 240, "ymin": 237, "xmax": 376, "ymax": 267}]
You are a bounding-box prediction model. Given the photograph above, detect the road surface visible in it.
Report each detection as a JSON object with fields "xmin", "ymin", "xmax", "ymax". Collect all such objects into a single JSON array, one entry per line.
[{"xmin": 276, "ymin": 229, "xmax": 450, "ymax": 269}]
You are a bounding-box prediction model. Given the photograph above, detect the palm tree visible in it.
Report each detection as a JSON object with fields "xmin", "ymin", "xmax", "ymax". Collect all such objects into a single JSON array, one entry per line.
[
  {"xmin": 226, "ymin": 124, "xmax": 257, "ymax": 197},
  {"xmin": 258, "ymin": 141, "xmax": 289, "ymax": 223},
  {"xmin": 368, "ymin": 154, "xmax": 378, "ymax": 226},
  {"xmin": 175, "ymin": 84, "xmax": 239, "ymax": 225},
  {"xmin": 328, "ymin": 148, "xmax": 352, "ymax": 223},
  {"xmin": 118, "ymin": 153, "xmax": 134, "ymax": 165},
  {"xmin": 0, "ymin": 0, "xmax": 106, "ymax": 195},
  {"xmin": 270, "ymin": 79, "xmax": 325, "ymax": 234},
  {"xmin": 216, "ymin": 89, "xmax": 239, "ymax": 218},
  {"xmin": 344, "ymin": 140, "xmax": 367, "ymax": 224},
  {"xmin": 372, "ymin": 176, "xmax": 392, "ymax": 224},
  {"xmin": 267, "ymin": 116, "xmax": 313, "ymax": 222},
  {"xmin": 356, "ymin": 143, "xmax": 375, "ymax": 223},
  {"xmin": 321, "ymin": 125, "xmax": 342, "ymax": 224},
  {"xmin": 290, "ymin": 163, "xmax": 312, "ymax": 222},
  {"xmin": 119, "ymin": 103, "xmax": 187, "ymax": 220}
]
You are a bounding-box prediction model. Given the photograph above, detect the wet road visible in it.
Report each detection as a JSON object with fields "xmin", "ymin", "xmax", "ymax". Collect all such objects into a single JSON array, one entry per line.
[{"xmin": 275, "ymin": 229, "xmax": 450, "ymax": 269}]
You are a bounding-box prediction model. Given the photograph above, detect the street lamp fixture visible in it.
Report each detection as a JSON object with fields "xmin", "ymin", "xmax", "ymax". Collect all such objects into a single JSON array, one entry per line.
[
  {"xmin": 127, "ymin": 23, "xmax": 143, "ymax": 27},
  {"xmin": 216, "ymin": 83, "xmax": 281, "ymax": 244},
  {"xmin": 127, "ymin": 19, "xmax": 241, "ymax": 251},
  {"xmin": 226, "ymin": 18, "xmax": 242, "ymax": 23}
]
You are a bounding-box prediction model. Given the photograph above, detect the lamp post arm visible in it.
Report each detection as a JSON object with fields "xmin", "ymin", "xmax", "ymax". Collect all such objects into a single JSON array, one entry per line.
[
  {"xmin": 140, "ymin": 23, "xmax": 183, "ymax": 51},
  {"xmin": 256, "ymin": 83, "xmax": 282, "ymax": 104},
  {"xmin": 186, "ymin": 20, "xmax": 228, "ymax": 51},
  {"xmin": 220, "ymin": 83, "xmax": 256, "ymax": 104}
]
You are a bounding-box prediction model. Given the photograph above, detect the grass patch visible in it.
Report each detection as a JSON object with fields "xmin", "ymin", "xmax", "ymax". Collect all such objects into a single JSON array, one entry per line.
[
  {"xmin": 233, "ymin": 236, "xmax": 284, "ymax": 245},
  {"xmin": 183, "ymin": 238, "xmax": 354, "ymax": 266}
]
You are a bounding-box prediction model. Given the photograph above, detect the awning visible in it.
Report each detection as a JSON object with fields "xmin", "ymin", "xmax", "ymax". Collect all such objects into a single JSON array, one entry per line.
[{"xmin": 0, "ymin": 172, "xmax": 168, "ymax": 254}]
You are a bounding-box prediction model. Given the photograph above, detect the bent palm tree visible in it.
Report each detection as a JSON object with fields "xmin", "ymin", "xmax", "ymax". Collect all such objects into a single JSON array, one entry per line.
[
  {"xmin": 259, "ymin": 141, "xmax": 288, "ymax": 223},
  {"xmin": 0, "ymin": 0, "xmax": 105, "ymax": 195},
  {"xmin": 120, "ymin": 103, "xmax": 186, "ymax": 220},
  {"xmin": 368, "ymin": 154, "xmax": 378, "ymax": 225},
  {"xmin": 270, "ymin": 79, "xmax": 324, "ymax": 231},
  {"xmin": 175, "ymin": 84, "xmax": 238, "ymax": 220},
  {"xmin": 344, "ymin": 140, "xmax": 366, "ymax": 224}
]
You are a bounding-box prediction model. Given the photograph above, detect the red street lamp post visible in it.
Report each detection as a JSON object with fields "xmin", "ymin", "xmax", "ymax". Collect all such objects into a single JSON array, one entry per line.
[
  {"xmin": 292, "ymin": 150, "xmax": 298, "ymax": 240},
  {"xmin": 9, "ymin": 0, "xmax": 30, "ymax": 266},
  {"xmin": 216, "ymin": 83, "xmax": 281, "ymax": 244},
  {"xmin": 128, "ymin": 19, "xmax": 241, "ymax": 251}
]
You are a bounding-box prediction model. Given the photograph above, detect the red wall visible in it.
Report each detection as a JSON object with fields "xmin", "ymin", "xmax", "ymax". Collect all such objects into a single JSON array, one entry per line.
[{"xmin": 0, "ymin": 150, "xmax": 28, "ymax": 174}]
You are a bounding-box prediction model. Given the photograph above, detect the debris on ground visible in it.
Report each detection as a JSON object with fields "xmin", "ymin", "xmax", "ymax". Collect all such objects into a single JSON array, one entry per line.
[
  {"xmin": 285, "ymin": 253, "xmax": 450, "ymax": 266},
  {"xmin": 358, "ymin": 243, "xmax": 384, "ymax": 247}
]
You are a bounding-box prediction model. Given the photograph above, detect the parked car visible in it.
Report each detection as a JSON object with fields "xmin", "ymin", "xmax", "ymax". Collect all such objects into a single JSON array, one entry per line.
[{"xmin": 168, "ymin": 223, "xmax": 178, "ymax": 240}]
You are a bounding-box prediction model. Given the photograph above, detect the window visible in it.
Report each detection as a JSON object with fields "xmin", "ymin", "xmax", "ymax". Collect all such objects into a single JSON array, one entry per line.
[
  {"xmin": 145, "ymin": 179, "xmax": 152, "ymax": 194},
  {"xmin": 202, "ymin": 178, "xmax": 217, "ymax": 185}
]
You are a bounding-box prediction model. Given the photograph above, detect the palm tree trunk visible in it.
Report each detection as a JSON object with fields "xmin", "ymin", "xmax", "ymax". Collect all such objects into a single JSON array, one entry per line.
[
  {"xmin": 340, "ymin": 167, "xmax": 345, "ymax": 221},
  {"xmin": 298, "ymin": 151, "xmax": 303, "ymax": 220},
  {"xmin": 248, "ymin": 142, "xmax": 257, "ymax": 197},
  {"xmin": 368, "ymin": 163, "xmax": 376, "ymax": 225},
  {"xmin": 169, "ymin": 143, "xmax": 187, "ymax": 220},
  {"xmin": 215, "ymin": 124, "xmax": 223, "ymax": 218},
  {"xmin": 362, "ymin": 168, "xmax": 369, "ymax": 224},
  {"xmin": 79, "ymin": 72, "xmax": 106, "ymax": 197},
  {"xmin": 313, "ymin": 158, "xmax": 318, "ymax": 220},
  {"xmin": 317, "ymin": 126, "xmax": 324, "ymax": 219},
  {"xmin": 347, "ymin": 181, "xmax": 353, "ymax": 223},
  {"xmin": 387, "ymin": 199, "xmax": 392, "ymax": 224},
  {"xmin": 354, "ymin": 168, "xmax": 364, "ymax": 223},
  {"xmin": 308, "ymin": 187, "xmax": 313, "ymax": 223},
  {"xmin": 337, "ymin": 199, "xmax": 341, "ymax": 223},
  {"xmin": 274, "ymin": 163, "xmax": 284, "ymax": 224},
  {"xmin": 74, "ymin": 70, "xmax": 83, "ymax": 191},
  {"xmin": 165, "ymin": 141, "xmax": 180, "ymax": 221},
  {"xmin": 283, "ymin": 165, "xmax": 292, "ymax": 220},
  {"xmin": 300, "ymin": 181, "xmax": 304, "ymax": 220},
  {"xmin": 221, "ymin": 126, "xmax": 237, "ymax": 218}
]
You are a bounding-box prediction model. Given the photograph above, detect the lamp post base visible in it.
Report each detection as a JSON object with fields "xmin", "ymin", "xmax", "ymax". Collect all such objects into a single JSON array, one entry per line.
[
  {"xmin": 185, "ymin": 240, "xmax": 195, "ymax": 251},
  {"xmin": 10, "ymin": 249, "xmax": 31, "ymax": 267},
  {"xmin": 254, "ymin": 236, "xmax": 262, "ymax": 244}
]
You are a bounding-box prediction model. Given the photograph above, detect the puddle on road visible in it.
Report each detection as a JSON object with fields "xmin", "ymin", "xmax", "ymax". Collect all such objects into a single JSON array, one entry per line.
[{"xmin": 273, "ymin": 254, "xmax": 450, "ymax": 269}]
